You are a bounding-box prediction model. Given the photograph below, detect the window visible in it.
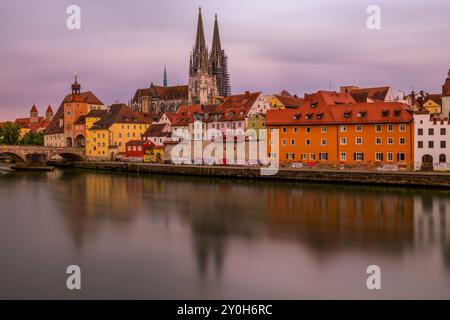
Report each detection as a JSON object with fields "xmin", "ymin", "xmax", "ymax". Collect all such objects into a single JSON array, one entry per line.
[
  {"xmin": 340, "ymin": 152, "xmax": 347, "ymax": 161},
  {"xmin": 376, "ymin": 137, "xmax": 382, "ymax": 145},
  {"xmin": 441, "ymin": 141, "xmax": 446, "ymax": 148},
  {"xmin": 340, "ymin": 125, "xmax": 347, "ymax": 132},
  {"xmin": 354, "ymin": 152, "xmax": 364, "ymax": 161},
  {"xmin": 429, "ymin": 141, "xmax": 434, "ymax": 148},
  {"xmin": 291, "ymin": 139, "xmax": 296, "ymax": 146},
  {"xmin": 321, "ymin": 126, "xmax": 327, "ymax": 133},
  {"xmin": 399, "ymin": 124, "xmax": 406, "ymax": 132},
  {"xmin": 282, "ymin": 127, "xmax": 287, "ymax": 133},
  {"xmin": 418, "ymin": 141, "xmax": 423, "ymax": 148},
  {"xmin": 397, "ymin": 153, "xmax": 406, "ymax": 162},
  {"xmin": 319, "ymin": 153, "xmax": 328, "ymax": 160},
  {"xmin": 388, "ymin": 124, "xmax": 394, "ymax": 132},
  {"xmin": 441, "ymin": 128, "xmax": 446, "ymax": 135},
  {"xmin": 282, "ymin": 139, "xmax": 287, "ymax": 145},
  {"xmin": 376, "ymin": 124, "xmax": 382, "ymax": 132},
  {"xmin": 439, "ymin": 154, "xmax": 446, "ymax": 163},
  {"xmin": 387, "ymin": 153, "xmax": 393, "ymax": 161},
  {"xmin": 138, "ymin": 146, "xmax": 142, "ymax": 151},
  {"xmin": 429, "ymin": 128, "xmax": 434, "ymax": 135},
  {"xmin": 387, "ymin": 138, "xmax": 394, "ymax": 145},
  {"xmin": 418, "ymin": 128, "xmax": 423, "ymax": 135},
  {"xmin": 310, "ymin": 153, "xmax": 315, "ymax": 160},
  {"xmin": 356, "ymin": 125, "xmax": 362, "ymax": 132},
  {"xmin": 305, "ymin": 139, "xmax": 311, "ymax": 146},
  {"xmin": 321, "ymin": 139, "xmax": 327, "ymax": 146},
  {"xmin": 306, "ymin": 127, "xmax": 311, "ymax": 133},
  {"xmin": 340, "ymin": 137, "xmax": 347, "ymax": 145},
  {"xmin": 375, "ymin": 152, "xmax": 383, "ymax": 161},
  {"xmin": 293, "ymin": 127, "xmax": 298, "ymax": 134},
  {"xmin": 301, "ymin": 153, "xmax": 307, "ymax": 160},
  {"xmin": 355, "ymin": 137, "xmax": 362, "ymax": 145},
  {"xmin": 399, "ymin": 137, "xmax": 406, "ymax": 145},
  {"xmin": 286, "ymin": 153, "xmax": 295, "ymax": 160}
]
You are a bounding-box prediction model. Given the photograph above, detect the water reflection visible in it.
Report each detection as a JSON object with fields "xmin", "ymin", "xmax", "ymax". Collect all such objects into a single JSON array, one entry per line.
[{"xmin": 1, "ymin": 170, "xmax": 450, "ymax": 298}]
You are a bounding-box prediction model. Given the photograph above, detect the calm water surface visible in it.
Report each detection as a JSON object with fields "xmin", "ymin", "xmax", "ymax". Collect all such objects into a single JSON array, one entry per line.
[{"xmin": 0, "ymin": 169, "xmax": 449, "ymax": 299}]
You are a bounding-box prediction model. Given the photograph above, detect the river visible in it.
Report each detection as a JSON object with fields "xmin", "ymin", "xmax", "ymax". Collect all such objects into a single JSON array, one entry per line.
[{"xmin": 0, "ymin": 169, "xmax": 449, "ymax": 299}]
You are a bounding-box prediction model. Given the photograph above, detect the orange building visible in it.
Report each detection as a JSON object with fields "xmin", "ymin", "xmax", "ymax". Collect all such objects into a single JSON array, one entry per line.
[{"xmin": 266, "ymin": 91, "xmax": 414, "ymax": 169}]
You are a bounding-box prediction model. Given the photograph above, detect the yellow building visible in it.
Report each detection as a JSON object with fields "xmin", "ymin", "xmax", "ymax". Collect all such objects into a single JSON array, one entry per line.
[
  {"xmin": 143, "ymin": 144, "xmax": 165, "ymax": 163},
  {"xmin": 86, "ymin": 104, "xmax": 153, "ymax": 160},
  {"xmin": 267, "ymin": 93, "xmax": 304, "ymax": 110},
  {"xmin": 423, "ymin": 95, "xmax": 442, "ymax": 115}
]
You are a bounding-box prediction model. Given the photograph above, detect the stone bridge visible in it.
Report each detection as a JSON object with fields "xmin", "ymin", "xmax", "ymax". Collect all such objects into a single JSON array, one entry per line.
[{"xmin": 0, "ymin": 145, "xmax": 85, "ymax": 163}]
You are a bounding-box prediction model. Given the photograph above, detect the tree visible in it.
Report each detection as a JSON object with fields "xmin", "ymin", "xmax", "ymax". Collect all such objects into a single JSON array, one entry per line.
[
  {"xmin": 20, "ymin": 131, "xmax": 44, "ymax": 146},
  {"xmin": 0, "ymin": 122, "xmax": 20, "ymax": 145}
]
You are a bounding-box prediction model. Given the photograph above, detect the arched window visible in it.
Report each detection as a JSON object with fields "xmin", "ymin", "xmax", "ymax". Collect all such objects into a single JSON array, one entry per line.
[{"xmin": 439, "ymin": 154, "xmax": 446, "ymax": 163}]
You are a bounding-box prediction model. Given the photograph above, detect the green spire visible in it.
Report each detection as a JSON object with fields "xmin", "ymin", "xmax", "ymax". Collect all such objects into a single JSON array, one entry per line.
[{"xmin": 163, "ymin": 65, "xmax": 168, "ymax": 87}]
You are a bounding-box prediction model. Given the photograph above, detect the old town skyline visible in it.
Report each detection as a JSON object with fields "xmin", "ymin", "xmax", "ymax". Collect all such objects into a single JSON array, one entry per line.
[{"xmin": 1, "ymin": 0, "xmax": 450, "ymax": 120}]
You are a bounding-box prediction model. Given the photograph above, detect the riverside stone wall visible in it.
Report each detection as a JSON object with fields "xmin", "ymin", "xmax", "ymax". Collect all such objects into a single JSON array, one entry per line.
[{"xmin": 66, "ymin": 161, "xmax": 450, "ymax": 187}]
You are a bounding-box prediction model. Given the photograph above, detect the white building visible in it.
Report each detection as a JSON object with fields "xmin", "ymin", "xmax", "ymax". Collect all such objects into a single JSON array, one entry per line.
[{"xmin": 414, "ymin": 111, "xmax": 450, "ymax": 170}]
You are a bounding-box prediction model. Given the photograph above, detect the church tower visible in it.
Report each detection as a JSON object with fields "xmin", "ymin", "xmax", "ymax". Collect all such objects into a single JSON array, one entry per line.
[
  {"xmin": 163, "ymin": 65, "xmax": 168, "ymax": 88},
  {"xmin": 210, "ymin": 14, "xmax": 231, "ymax": 97},
  {"xmin": 189, "ymin": 8, "xmax": 218, "ymax": 104},
  {"xmin": 442, "ymin": 69, "xmax": 450, "ymax": 118}
]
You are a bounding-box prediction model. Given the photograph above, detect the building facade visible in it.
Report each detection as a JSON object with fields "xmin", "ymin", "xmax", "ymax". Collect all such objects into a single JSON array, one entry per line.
[
  {"xmin": 44, "ymin": 76, "xmax": 106, "ymax": 148},
  {"xmin": 131, "ymin": 83, "xmax": 189, "ymax": 113},
  {"xmin": 266, "ymin": 91, "xmax": 414, "ymax": 169},
  {"xmin": 413, "ymin": 111, "xmax": 450, "ymax": 171},
  {"xmin": 86, "ymin": 104, "xmax": 153, "ymax": 159}
]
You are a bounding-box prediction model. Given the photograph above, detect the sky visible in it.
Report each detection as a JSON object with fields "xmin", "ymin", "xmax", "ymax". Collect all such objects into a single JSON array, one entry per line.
[{"xmin": 0, "ymin": 0, "xmax": 449, "ymax": 120}]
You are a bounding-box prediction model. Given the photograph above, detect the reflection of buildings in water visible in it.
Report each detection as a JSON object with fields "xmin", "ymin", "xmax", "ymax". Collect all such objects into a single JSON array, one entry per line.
[
  {"xmin": 51, "ymin": 171, "xmax": 143, "ymax": 249},
  {"xmin": 142, "ymin": 177, "xmax": 267, "ymax": 277},
  {"xmin": 264, "ymin": 185, "xmax": 415, "ymax": 255},
  {"xmin": 414, "ymin": 194, "xmax": 450, "ymax": 266}
]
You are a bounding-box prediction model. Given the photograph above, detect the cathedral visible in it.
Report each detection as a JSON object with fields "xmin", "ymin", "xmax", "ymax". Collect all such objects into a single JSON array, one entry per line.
[
  {"xmin": 189, "ymin": 8, "xmax": 231, "ymax": 104},
  {"xmin": 132, "ymin": 8, "xmax": 231, "ymax": 112}
]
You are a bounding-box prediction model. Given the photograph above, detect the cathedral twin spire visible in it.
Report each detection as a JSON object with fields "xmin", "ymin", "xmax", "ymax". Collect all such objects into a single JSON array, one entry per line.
[{"xmin": 189, "ymin": 7, "xmax": 231, "ymax": 103}]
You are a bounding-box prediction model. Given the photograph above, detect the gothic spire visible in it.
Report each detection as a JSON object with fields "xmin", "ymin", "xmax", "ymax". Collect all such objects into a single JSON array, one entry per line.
[
  {"xmin": 194, "ymin": 7, "xmax": 207, "ymax": 53},
  {"xmin": 211, "ymin": 14, "xmax": 222, "ymax": 55},
  {"xmin": 163, "ymin": 65, "xmax": 168, "ymax": 88}
]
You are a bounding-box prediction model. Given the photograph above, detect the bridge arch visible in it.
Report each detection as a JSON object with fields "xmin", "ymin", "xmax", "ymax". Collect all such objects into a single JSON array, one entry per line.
[
  {"xmin": 58, "ymin": 152, "xmax": 84, "ymax": 162},
  {"xmin": 0, "ymin": 152, "xmax": 26, "ymax": 163}
]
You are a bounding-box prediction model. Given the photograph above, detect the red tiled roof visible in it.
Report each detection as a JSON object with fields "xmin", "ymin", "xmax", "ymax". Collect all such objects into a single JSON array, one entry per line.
[
  {"xmin": 219, "ymin": 91, "xmax": 260, "ymax": 110},
  {"xmin": 125, "ymin": 140, "xmax": 155, "ymax": 147},
  {"xmin": 30, "ymin": 104, "xmax": 38, "ymax": 113},
  {"xmin": 46, "ymin": 105, "xmax": 53, "ymax": 113},
  {"xmin": 273, "ymin": 94, "xmax": 305, "ymax": 109},
  {"xmin": 266, "ymin": 91, "xmax": 412, "ymax": 126},
  {"xmin": 142, "ymin": 124, "xmax": 171, "ymax": 138},
  {"xmin": 346, "ymin": 86, "xmax": 390, "ymax": 103},
  {"xmin": 90, "ymin": 104, "xmax": 153, "ymax": 130},
  {"xmin": 424, "ymin": 94, "xmax": 442, "ymax": 106}
]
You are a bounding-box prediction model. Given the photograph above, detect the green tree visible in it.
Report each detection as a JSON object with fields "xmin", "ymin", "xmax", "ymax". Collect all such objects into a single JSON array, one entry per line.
[
  {"xmin": 0, "ymin": 122, "xmax": 20, "ymax": 145},
  {"xmin": 20, "ymin": 131, "xmax": 44, "ymax": 146}
]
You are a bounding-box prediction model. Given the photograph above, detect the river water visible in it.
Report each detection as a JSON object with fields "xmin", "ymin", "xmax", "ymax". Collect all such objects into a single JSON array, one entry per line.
[{"xmin": 0, "ymin": 169, "xmax": 449, "ymax": 299}]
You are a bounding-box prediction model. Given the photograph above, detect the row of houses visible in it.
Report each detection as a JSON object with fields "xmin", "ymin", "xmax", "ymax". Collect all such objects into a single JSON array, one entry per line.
[{"xmin": 38, "ymin": 69, "xmax": 450, "ymax": 171}]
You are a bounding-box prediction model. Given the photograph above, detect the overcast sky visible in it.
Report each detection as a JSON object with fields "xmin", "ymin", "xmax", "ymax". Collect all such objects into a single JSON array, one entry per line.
[{"xmin": 1, "ymin": 0, "xmax": 449, "ymax": 120}]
